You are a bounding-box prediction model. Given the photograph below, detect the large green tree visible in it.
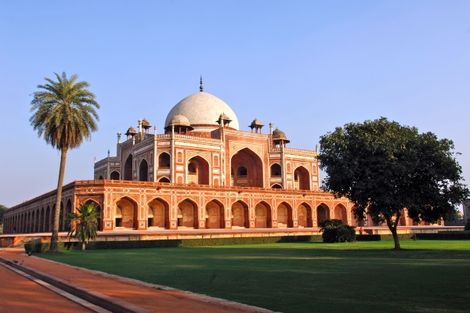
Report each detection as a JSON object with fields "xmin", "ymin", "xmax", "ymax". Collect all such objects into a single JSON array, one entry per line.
[
  {"xmin": 318, "ymin": 117, "xmax": 468, "ymax": 250},
  {"xmin": 30, "ymin": 72, "xmax": 99, "ymax": 253}
]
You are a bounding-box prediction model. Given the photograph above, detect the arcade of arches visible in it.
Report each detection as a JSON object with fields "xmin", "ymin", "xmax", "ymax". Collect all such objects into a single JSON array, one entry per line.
[{"xmin": 3, "ymin": 193, "xmax": 363, "ymax": 233}]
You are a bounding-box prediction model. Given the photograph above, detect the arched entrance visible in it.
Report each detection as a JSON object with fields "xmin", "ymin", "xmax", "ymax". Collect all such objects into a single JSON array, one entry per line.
[
  {"xmin": 177, "ymin": 199, "xmax": 198, "ymax": 228},
  {"xmin": 158, "ymin": 177, "xmax": 170, "ymax": 183},
  {"xmin": 294, "ymin": 166, "xmax": 310, "ymax": 190},
  {"xmin": 124, "ymin": 154, "xmax": 133, "ymax": 180},
  {"xmin": 255, "ymin": 202, "xmax": 271, "ymax": 228},
  {"xmin": 115, "ymin": 197, "xmax": 137, "ymax": 229},
  {"xmin": 334, "ymin": 204, "xmax": 348, "ymax": 224},
  {"xmin": 110, "ymin": 171, "xmax": 120, "ymax": 180},
  {"xmin": 317, "ymin": 203, "xmax": 330, "ymax": 225},
  {"xmin": 231, "ymin": 148, "xmax": 263, "ymax": 187},
  {"xmin": 231, "ymin": 201, "xmax": 249, "ymax": 228},
  {"xmin": 298, "ymin": 203, "xmax": 313, "ymax": 227},
  {"xmin": 206, "ymin": 200, "xmax": 224, "ymax": 229},
  {"xmin": 148, "ymin": 198, "xmax": 169, "ymax": 228},
  {"xmin": 139, "ymin": 159, "xmax": 149, "ymax": 181},
  {"xmin": 277, "ymin": 202, "xmax": 293, "ymax": 228},
  {"xmin": 187, "ymin": 156, "xmax": 209, "ymax": 185}
]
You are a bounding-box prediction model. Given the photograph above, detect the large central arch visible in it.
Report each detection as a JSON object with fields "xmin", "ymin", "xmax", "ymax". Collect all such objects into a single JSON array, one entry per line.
[
  {"xmin": 231, "ymin": 148, "xmax": 263, "ymax": 187},
  {"xmin": 187, "ymin": 156, "xmax": 209, "ymax": 185}
]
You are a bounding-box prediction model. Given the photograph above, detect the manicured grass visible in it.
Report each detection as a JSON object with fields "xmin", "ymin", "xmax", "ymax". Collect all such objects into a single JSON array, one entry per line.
[{"xmin": 41, "ymin": 240, "xmax": 470, "ymax": 313}]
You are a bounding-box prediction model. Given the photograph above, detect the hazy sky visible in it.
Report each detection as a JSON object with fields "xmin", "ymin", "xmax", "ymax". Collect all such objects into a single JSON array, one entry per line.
[{"xmin": 1, "ymin": 1, "xmax": 469, "ymax": 207}]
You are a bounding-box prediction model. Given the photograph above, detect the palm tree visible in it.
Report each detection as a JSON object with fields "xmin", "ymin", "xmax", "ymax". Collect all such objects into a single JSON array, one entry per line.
[
  {"xmin": 67, "ymin": 203, "xmax": 99, "ymax": 250},
  {"xmin": 30, "ymin": 72, "xmax": 99, "ymax": 253}
]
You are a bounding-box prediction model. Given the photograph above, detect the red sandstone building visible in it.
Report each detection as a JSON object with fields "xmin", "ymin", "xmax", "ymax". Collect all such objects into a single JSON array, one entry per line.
[{"xmin": 3, "ymin": 82, "xmax": 417, "ymax": 236}]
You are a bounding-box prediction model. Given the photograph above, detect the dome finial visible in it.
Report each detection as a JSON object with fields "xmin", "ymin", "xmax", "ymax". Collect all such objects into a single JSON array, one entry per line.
[{"xmin": 199, "ymin": 75, "xmax": 204, "ymax": 92}]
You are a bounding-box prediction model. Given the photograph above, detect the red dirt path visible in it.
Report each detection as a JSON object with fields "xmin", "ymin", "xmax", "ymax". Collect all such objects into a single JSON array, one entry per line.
[
  {"xmin": 0, "ymin": 264, "xmax": 91, "ymax": 313},
  {"xmin": 0, "ymin": 249, "xmax": 270, "ymax": 313}
]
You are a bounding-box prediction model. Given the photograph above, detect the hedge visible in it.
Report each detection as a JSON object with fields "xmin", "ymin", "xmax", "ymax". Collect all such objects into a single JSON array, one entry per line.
[
  {"xmin": 25, "ymin": 235, "xmax": 324, "ymax": 252},
  {"xmin": 414, "ymin": 232, "xmax": 470, "ymax": 240}
]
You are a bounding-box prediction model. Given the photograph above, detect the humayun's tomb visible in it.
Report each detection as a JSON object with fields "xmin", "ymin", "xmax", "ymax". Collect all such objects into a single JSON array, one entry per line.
[{"xmin": 2, "ymin": 80, "xmax": 442, "ymax": 244}]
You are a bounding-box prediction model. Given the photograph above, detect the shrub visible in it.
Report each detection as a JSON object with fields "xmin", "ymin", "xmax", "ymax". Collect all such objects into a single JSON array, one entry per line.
[{"xmin": 320, "ymin": 219, "xmax": 356, "ymax": 243}]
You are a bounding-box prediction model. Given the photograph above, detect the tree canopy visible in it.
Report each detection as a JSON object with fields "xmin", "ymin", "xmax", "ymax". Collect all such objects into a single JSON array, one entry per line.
[{"xmin": 318, "ymin": 117, "xmax": 468, "ymax": 249}]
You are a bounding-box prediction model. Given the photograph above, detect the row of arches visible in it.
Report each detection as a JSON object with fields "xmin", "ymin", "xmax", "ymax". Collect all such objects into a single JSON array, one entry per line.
[
  {"xmin": 110, "ymin": 197, "xmax": 350, "ymax": 230},
  {"xmin": 118, "ymin": 148, "xmax": 312, "ymax": 190},
  {"xmin": 3, "ymin": 201, "xmax": 73, "ymax": 234},
  {"xmin": 2, "ymin": 199, "xmax": 106, "ymax": 234}
]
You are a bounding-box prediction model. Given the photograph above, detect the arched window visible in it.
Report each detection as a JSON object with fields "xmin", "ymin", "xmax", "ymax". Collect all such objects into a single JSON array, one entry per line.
[
  {"xmin": 158, "ymin": 177, "xmax": 170, "ymax": 183},
  {"xmin": 110, "ymin": 171, "xmax": 120, "ymax": 180},
  {"xmin": 270, "ymin": 164, "xmax": 281, "ymax": 177},
  {"xmin": 158, "ymin": 153, "xmax": 170, "ymax": 168}
]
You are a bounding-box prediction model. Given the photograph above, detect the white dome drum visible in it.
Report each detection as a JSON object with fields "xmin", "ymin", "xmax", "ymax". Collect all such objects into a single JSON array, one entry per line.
[{"xmin": 165, "ymin": 91, "xmax": 240, "ymax": 131}]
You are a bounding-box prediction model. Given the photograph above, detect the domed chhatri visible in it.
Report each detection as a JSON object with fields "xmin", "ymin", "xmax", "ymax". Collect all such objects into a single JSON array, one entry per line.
[
  {"xmin": 125, "ymin": 126, "xmax": 137, "ymax": 137},
  {"xmin": 169, "ymin": 114, "xmax": 191, "ymax": 127},
  {"xmin": 165, "ymin": 91, "xmax": 240, "ymax": 131},
  {"xmin": 272, "ymin": 128, "xmax": 290, "ymax": 144}
]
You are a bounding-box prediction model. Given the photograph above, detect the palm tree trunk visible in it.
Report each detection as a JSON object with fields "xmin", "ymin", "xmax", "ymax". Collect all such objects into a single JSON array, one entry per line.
[{"xmin": 49, "ymin": 148, "xmax": 67, "ymax": 253}]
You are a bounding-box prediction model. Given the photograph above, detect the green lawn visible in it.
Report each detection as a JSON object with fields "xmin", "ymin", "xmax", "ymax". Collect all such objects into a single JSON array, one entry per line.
[{"xmin": 41, "ymin": 240, "xmax": 470, "ymax": 313}]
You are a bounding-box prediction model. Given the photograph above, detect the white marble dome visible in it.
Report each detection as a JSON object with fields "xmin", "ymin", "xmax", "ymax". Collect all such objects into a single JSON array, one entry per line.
[{"xmin": 165, "ymin": 91, "xmax": 239, "ymax": 130}]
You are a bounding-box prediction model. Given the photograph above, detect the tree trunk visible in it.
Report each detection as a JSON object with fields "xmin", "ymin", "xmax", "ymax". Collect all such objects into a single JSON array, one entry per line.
[
  {"xmin": 385, "ymin": 215, "xmax": 401, "ymax": 250},
  {"xmin": 82, "ymin": 242, "xmax": 86, "ymax": 251},
  {"xmin": 390, "ymin": 226, "xmax": 401, "ymax": 250},
  {"xmin": 49, "ymin": 148, "xmax": 67, "ymax": 253}
]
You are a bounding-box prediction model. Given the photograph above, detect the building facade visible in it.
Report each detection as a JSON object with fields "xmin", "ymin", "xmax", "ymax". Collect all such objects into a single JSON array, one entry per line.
[{"xmin": 3, "ymin": 83, "xmax": 417, "ymax": 235}]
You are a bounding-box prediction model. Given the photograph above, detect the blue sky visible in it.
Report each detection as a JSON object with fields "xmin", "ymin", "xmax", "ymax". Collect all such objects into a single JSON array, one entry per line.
[{"xmin": 1, "ymin": 1, "xmax": 469, "ymax": 207}]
